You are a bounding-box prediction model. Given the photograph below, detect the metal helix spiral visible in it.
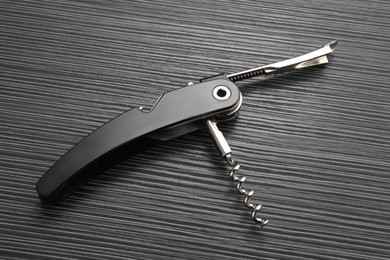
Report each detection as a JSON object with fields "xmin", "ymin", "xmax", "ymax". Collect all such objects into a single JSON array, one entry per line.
[{"xmin": 224, "ymin": 154, "xmax": 268, "ymax": 227}]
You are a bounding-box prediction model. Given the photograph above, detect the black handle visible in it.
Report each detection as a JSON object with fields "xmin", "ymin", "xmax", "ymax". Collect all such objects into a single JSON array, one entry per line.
[{"xmin": 36, "ymin": 79, "xmax": 241, "ymax": 204}]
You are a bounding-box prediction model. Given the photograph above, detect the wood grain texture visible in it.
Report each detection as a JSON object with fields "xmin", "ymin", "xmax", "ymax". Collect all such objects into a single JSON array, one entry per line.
[{"xmin": 1, "ymin": 0, "xmax": 390, "ymax": 259}]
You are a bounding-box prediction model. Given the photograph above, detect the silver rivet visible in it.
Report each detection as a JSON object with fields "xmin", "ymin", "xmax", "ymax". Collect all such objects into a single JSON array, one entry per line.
[
  {"xmin": 212, "ymin": 85, "xmax": 231, "ymax": 101},
  {"xmin": 185, "ymin": 81, "xmax": 195, "ymax": 87}
]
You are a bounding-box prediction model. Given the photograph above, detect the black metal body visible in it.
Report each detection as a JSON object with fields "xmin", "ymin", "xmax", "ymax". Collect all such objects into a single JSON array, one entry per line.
[{"xmin": 36, "ymin": 79, "xmax": 241, "ymax": 204}]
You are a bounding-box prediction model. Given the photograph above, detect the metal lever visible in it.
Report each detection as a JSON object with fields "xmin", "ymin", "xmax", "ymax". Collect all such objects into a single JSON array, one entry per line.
[
  {"xmin": 227, "ymin": 40, "xmax": 338, "ymax": 82},
  {"xmin": 203, "ymin": 40, "xmax": 338, "ymax": 225}
]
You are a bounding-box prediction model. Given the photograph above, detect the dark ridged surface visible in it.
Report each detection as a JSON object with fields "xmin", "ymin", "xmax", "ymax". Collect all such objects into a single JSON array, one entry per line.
[{"xmin": 1, "ymin": 1, "xmax": 389, "ymax": 259}]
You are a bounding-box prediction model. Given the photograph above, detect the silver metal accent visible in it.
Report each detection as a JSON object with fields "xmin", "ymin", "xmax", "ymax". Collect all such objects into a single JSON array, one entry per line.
[
  {"xmin": 227, "ymin": 40, "xmax": 338, "ymax": 82},
  {"xmin": 213, "ymin": 92, "xmax": 242, "ymax": 122},
  {"xmin": 205, "ymin": 119, "xmax": 268, "ymax": 226},
  {"xmin": 205, "ymin": 119, "xmax": 231, "ymax": 157},
  {"xmin": 203, "ymin": 41, "xmax": 338, "ymax": 225},
  {"xmin": 212, "ymin": 85, "xmax": 231, "ymax": 101},
  {"xmin": 185, "ymin": 81, "xmax": 195, "ymax": 87}
]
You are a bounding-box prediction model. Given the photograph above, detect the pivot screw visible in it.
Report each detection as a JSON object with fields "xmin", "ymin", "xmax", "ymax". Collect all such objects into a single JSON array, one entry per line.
[{"xmin": 212, "ymin": 86, "xmax": 231, "ymax": 101}]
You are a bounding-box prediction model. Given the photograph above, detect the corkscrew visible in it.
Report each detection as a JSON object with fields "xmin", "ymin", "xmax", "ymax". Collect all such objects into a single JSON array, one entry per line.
[
  {"xmin": 205, "ymin": 120, "xmax": 269, "ymax": 226},
  {"xmin": 36, "ymin": 40, "xmax": 337, "ymax": 226}
]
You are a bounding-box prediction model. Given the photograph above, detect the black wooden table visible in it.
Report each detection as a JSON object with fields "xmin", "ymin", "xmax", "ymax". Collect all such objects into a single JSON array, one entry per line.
[{"xmin": 1, "ymin": 1, "xmax": 389, "ymax": 259}]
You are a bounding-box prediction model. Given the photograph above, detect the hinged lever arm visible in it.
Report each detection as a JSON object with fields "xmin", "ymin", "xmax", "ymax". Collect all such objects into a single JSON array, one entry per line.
[{"xmin": 227, "ymin": 40, "xmax": 338, "ymax": 82}]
